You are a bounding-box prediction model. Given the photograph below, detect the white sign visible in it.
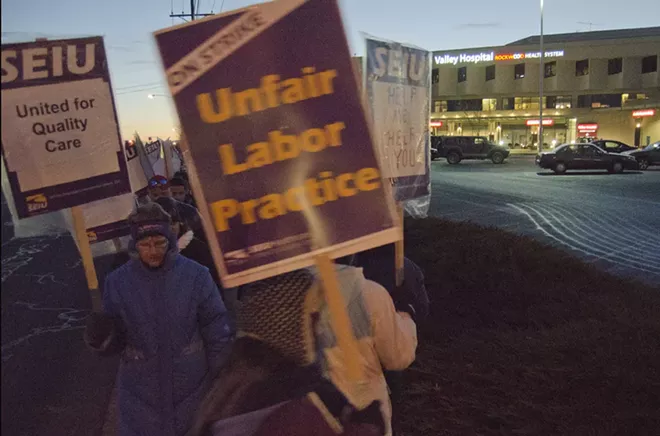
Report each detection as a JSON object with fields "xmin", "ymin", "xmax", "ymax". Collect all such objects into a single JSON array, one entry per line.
[
  {"xmin": 1, "ymin": 80, "xmax": 121, "ymax": 190},
  {"xmin": 371, "ymin": 82, "xmax": 427, "ymax": 177},
  {"xmin": 0, "ymin": 37, "xmax": 129, "ymax": 218}
]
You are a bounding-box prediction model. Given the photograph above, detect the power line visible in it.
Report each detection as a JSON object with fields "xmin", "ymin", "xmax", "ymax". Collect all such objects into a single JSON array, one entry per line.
[
  {"xmin": 115, "ymin": 81, "xmax": 163, "ymax": 91},
  {"xmin": 169, "ymin": 0, "xmax": 214, "ymax": 21},
  {"xmin": 115, "ymin": 85, "xmax": 165, "ymax": 96}
]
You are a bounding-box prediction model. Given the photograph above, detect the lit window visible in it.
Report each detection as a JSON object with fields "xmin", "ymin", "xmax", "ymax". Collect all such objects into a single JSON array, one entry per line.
[
  {"xmin": 434, "ymin": 100, "xmax": 448, "ymax": 113},
  {"xmin": 482, "ymin": 98, "xmax": 497, "ymax": 111}
]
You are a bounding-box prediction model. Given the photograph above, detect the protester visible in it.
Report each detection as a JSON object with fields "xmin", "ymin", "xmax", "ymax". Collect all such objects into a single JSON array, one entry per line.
[
  {"xmin": 312, "ymin": 256, "xmax": 418, "ymax": 436},
  {"xmin": 147, "ymin": 175, "xmax": 203, "ymax": 235},
  {"xmin": 351, "ymin": 244, "xmax": 430, "ymax": 436},
  {"xmin": 154, "ymin": 197, "xmax": 222, "ymax": 293},
  {"xmin": 85, "ymin": 202, "xmax": 234, "ymax": 436},
  {"xmin": 187, "ymin": 269, "xmax": 385, "ymax": 436},
  {"xmin": 170, "ymin": 176, "xmax": 197, "ymax": 208},
  {"xmin": 147, "ymin": 174, "xmax": 171, "ymax": 201}
]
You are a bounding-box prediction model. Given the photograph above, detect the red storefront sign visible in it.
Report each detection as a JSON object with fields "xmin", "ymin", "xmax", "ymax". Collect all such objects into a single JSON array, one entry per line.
[{"xmin": 526, "ymin": 119, "xmax": 554, "ymax": 126}]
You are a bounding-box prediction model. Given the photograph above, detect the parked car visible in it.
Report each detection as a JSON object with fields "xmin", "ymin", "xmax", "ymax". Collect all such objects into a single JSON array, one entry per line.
[
  {"xmin": 591, "ymin": 139, "xmax": 637, "ymax": 154},
  {"xmin": 536, "ymin": 143, "xmax": 639, "ymax": 174},
  {"xmin": 624, "ymin": 141, "xmax": 660, "ymax": 170},
  {"xmin": 431, "ymin": 136, "xmax": 510, "ymax": 164},
  {"xmin": 431, "ymin": 144, "xmax": 440, "ymax": 161}
]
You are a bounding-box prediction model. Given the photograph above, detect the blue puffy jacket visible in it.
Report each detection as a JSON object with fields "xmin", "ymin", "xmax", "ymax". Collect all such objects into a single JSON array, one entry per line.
[{"xmin": 102, "ymin": 237, "xmax": 234, "ymax": 436}]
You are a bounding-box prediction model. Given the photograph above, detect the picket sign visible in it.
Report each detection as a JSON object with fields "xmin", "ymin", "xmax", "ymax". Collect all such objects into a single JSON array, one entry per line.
[
  {"xmin": 71, "ymin": 205, "xmax": 101, "ymax": 310},
  {"xmin": 179, "ymin": 135, "xmax": 366, "ymax": 382},
  {"xmin": 315, "ymin": 253, "xmax": 365, "ymax": 382},
  {"xmin": 31, "ymin": 38, "xmax": 102, "ymax": 311},
  {"xmin": 395, "ymin": 204, "xmax": 405, "ymax": 287}
]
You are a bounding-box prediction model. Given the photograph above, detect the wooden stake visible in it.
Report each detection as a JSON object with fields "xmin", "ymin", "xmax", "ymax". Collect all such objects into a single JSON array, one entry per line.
[
  {"xmin": 71, "ymin": 206, "xmax": 101, "ymax": 311},
  {"xmin": 395, "ymin": 204, "xmax": 405, "ymax": 287},
  {"xmin": 112, "ymin": 237, "xmax": 123, "ymax": 252},
  {"xmin": 315, "ymin": 253, "xmax": 365, "ymax": 383},
  {"xmin": 163, "ymin": 139, "xmax": 174, "ymax": 178}
]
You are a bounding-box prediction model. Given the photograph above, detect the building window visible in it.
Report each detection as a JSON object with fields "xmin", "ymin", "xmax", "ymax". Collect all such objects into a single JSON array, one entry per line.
[
  {"xmin": 577, "ymin": 94, "xmax": 622, "ymax": 108},
  {"xmin": 432, "ymin": 69, "xmax": 440, "ymax": 84},
  {"xmin": 458, "ymin": 67, "xmax": 467, "ymax": 83},
  {"xmin": 576, "ymin": 59, "xmax": 589, "ymax": 76},
  {"xmin": 514, "ymin": 97, "xmax": 546, "ymax": 110},
  {"xmin": 447, "ymin": 99, "xmax": 482, "ymax": 111},
  {"xmin": 546, "ymin": 95, "xmax": 572, "ymax": 109},
  {"xmin": 608, "ymin": 58, "xmax": 623, "ymax": 75},
  {"xmin": 482, "ymin": 98, "xmax": 497, "ymax": 111},
  {"xmin": 642, "ymin": 55, "xmax": 658, "ymax": 74},
  {"xmin": 544, "ymin": 61, "xmax": 556, "ymax": 78},
  {"xmin": 514, "ymin": 63, "xmax": 525, "ymax": 79},
  {"xmin": 622, "ymin": 93, "xmax": 648, "ymax": 105},
  {"xmin": 433, "ymin": 100, "xmax": 448, "ymax": 113},
  {"xmin": 502, "ymin": 98, "xmax": 515, "ymax": 110},
  {"xmin": 485, "ymin": 65, "xmax": 495, "ymax": 81}
]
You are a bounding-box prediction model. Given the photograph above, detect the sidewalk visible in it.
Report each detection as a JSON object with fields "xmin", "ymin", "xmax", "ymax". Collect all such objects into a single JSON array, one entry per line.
[{"xmin": 101, "ymin": 385, "xmax": 118, "ymax": 436}]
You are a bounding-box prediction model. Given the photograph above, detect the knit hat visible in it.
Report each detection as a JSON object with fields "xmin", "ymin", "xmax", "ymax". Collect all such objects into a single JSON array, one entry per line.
[
  {"xmin": 237, "ymin": 269, "xmax": 322, "ymax": 366},
  {"xmin": 127, "ymin": 202, "xmax": 173, "ymax": 242}
]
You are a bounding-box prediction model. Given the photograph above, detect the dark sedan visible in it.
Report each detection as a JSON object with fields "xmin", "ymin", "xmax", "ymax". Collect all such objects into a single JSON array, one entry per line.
[
  {"xmin": 536, "ymin": 143, "xmax": 639, "ymax": 174},
  {"xmin": 624, "ymin": 141, "xmax": 660, "ymax": 170},
  {"xmin": 591, "ymin": 139, "xmax": 637, "ymax": 154}
]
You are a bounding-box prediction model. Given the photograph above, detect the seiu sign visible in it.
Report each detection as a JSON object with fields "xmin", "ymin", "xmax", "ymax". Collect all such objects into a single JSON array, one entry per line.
[{"xmin": 1, "ymin": 37, "xmax": 106, "ymax": 89}]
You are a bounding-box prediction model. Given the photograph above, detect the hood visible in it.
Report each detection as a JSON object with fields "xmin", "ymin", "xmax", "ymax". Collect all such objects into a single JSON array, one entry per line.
[{"xmin": 621, "ymin": 149, "xmax": 638, "ymax": 156}]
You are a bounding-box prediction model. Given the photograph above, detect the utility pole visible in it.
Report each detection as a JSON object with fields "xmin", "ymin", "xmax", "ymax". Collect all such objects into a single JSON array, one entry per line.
[
  {"xmin": 170, "ymin": 0, "xmax": 214, "ymax": 21},
  {"xmin": 538, "ymin": 0, "xmax": 544, "ymax": 154}
]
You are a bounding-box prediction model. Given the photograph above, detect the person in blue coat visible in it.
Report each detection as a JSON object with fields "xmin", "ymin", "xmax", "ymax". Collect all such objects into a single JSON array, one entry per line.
[{"xmin": 85, "ymin": 202, "xmax": 234, "ymax": 436}]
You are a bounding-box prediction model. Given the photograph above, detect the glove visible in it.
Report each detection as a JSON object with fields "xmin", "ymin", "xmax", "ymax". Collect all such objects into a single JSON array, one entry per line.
[
  {"xmin": 390, "ymin": 284, "xmax": 418, "ymax": 323},
  {"xmin": 84, "ymin": 312, "xmax": 126, "ymax": 356}
]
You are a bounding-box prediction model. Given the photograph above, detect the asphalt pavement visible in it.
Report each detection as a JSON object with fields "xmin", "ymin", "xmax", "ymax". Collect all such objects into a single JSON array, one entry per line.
[
  {"xmin": 428, "ymin": 155, "xmax": 660, "ymax": 286},
  {"xmin": 1, "ymin": 190, "xmax": 118, "ymax": 436}
]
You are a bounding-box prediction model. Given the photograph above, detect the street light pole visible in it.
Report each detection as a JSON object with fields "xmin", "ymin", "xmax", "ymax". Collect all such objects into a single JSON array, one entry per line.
[{"xmin": 539, "ymin": 0, "xmax": 544, "ymax": 153}]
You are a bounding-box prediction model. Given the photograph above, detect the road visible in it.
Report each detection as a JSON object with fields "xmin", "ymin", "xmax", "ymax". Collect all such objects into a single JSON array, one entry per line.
[
  {"xmin": 428, "ymin": 156, "xmax": 660, "ymax": 286},
  {"xmin": 1, "ymin": 191, "xmax": 117, "ymax": 436}
]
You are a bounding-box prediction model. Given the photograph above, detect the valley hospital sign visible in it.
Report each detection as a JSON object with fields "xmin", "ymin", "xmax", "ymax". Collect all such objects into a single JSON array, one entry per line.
[{"xmin": 434, "ymin": 50, "xmax": 565, "ymax": 66}]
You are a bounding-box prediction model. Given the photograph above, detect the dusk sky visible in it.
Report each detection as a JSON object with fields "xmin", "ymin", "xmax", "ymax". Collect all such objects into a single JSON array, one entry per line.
[{"xmin": 3, "ymin": 0, "xmax": 659, "ymax": 139}]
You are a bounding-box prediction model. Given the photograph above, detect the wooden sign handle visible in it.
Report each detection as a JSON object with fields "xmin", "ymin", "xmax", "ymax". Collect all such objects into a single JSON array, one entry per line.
[
  {"xmin": 71, "ymin": 206, "xmax": 101, "ymax": 311},
  {"xmin": 315, "ymin": 253, "xmax": 365, "ymax": 383},
  {"xmin": 395, "ymin": 203, "xmax": 405, "ymax": 287}
]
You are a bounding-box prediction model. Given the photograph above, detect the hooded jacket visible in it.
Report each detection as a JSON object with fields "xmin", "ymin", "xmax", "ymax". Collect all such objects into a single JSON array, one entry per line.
[
  {"xmin": 312, "ymin": 264, "xmax": 418, "ymax": 436},
  {"xmin": 93, "ymin": 232, "xmax": 234, "ymax": 436}
]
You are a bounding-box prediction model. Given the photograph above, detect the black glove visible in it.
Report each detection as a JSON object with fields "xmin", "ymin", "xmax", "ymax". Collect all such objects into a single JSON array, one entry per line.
[
  {"xmin": 390, "ymin": 284, "xmax": 418, "ymax": 323},
  {"xmin": 84, "ymin": 312, "xmax": 126, "ymax": 356}
]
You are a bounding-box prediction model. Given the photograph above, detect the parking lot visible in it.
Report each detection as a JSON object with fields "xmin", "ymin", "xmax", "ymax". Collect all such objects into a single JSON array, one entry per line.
[{"xmin": 428, "ymin": 156, "xmax": 660, "ymax": 286}]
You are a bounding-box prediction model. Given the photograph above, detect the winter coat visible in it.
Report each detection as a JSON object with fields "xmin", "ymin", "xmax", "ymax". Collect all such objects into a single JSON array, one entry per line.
[
  {"xmin": 97, "ymin": 235, "xmax": 234, "ymax": 436},
  {"xmin": 187, "ymin": 338, "xmax": 384, "ymax": 436},
  {"xmin": 176, "ymin": 200, "xmax": 203, "ymax": 235},
  {"xmin": 311, "ymin": 264, "xmax": 418, "ymax": 436}
]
